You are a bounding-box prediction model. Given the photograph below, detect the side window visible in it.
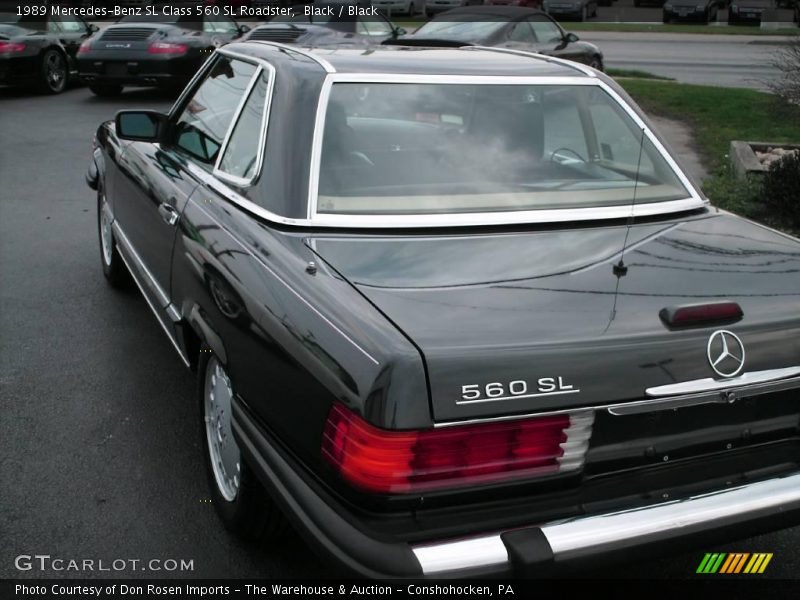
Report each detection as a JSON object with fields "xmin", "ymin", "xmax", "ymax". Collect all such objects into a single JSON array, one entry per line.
[
  {"xmin": 509, "ymin": 21, "xmax": 535, "ymax": 44},
  {"xmin": 542, "ymin": 89, "xmax": 589, "ymax": 161},
  {"xmin": 204, "ymin": 16, "xmax": 239, "ymax": 34},
  {"xmin": 59, "ymin": 18, "xmax": 87, "ymax": 33},
  {"xmin": 357, "ymin": 16, "xmax": 394, "ymax": 37},
  {"xmin": 47, "ymin": 17, "xmax": 63, "ymax": 33},
  {"xmin": 217, "ymin": 71, "xmax": 270, "ymax": 181},
  {"xmin": 172, "ymin": 56, "xmax": 258, "ymax": 166},
  {"xmin": 589, "ymin": 100, "xmax": 656, "ymax": 173},
  {"xmin": 529, "ymin": 15, "xmax": 563, "ymax": 44}
]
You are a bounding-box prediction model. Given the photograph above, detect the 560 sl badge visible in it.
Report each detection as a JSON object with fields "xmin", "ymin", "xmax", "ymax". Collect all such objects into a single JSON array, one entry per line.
[{"xmin": 459, "ymin": 378, "xmax": 580, "ymax": 405}]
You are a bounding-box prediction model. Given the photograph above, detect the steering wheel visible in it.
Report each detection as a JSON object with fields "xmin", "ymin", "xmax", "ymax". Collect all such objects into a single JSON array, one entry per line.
[{"xmin": 550, "ymin": 147, "xmax": 587, "ymax": 164}]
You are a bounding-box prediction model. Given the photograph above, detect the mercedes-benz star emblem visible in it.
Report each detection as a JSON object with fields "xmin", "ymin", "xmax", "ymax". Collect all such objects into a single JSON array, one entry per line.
[{"xmin": 706, "ymin": 330, "xmax": 745, "ymax": 378}]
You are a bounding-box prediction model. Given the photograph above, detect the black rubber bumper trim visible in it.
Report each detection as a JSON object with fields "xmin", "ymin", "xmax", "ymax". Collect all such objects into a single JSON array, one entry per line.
[
  {"xmin": 501, "ymin": 528, "xmax": 555, "ymax": 576},
  {"xmin": 231, "ymin": 398, "xmax": 424, "ymax": 579}
]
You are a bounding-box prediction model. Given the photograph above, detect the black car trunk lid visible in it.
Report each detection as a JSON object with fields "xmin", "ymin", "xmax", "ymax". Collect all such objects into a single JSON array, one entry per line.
[
  {"xmin": 310, "ymin": 212, "xmax": 800, "ymax": 423},
  {"xmin": 97, "ymin": 25, "xmax": 168, "ymax": 50}
]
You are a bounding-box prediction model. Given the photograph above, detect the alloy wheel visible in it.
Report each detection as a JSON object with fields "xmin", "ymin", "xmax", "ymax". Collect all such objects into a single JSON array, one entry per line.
[{"xmin": 204, "ymin": 357, "xmax": 241, "ymax": 502}]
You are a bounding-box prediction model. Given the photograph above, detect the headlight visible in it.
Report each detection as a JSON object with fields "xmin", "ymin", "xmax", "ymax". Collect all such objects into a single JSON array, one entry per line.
[
  {"xmin": 696, "ymin": 4, "xmax": 705, "ymax": 9},
  {"xmin": 664, "ymin": 3, "xmax": 673, "ymax": 8},
  {"xmin": 731, "ymin": 4, "xmax": 738, "ymax": 10}
]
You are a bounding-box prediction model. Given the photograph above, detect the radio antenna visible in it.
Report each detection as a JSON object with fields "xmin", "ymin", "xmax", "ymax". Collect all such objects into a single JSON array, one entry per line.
[{"xmin": 613, "ymin": 127, "xmax": 646, "ymax": 278}]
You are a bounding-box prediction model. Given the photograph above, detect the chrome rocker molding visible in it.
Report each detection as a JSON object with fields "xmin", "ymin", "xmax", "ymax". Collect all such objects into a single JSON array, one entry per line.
[
  {"xmin": 412, "ymin": 472, "xmax": 800, "ymax": 575},
  {"xmin": 112, "ymin": 222, "xmax": 190, "ymax": 368}
]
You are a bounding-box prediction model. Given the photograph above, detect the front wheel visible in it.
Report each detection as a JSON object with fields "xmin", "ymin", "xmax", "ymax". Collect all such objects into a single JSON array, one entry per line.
[
  {"xmin": 38, "ymin": 49, "xmax": 67, "ymax": 94},
  {"xmin": 589, "ymin": 55, "xmax": 604, "ymax": 71},
  {"xmin": 200, "ymin": 350, "xmax": 287, "ymax": 540},
  {"xmin": 97, "ymin": 189, "xmax": 129, "ymax": 288}
]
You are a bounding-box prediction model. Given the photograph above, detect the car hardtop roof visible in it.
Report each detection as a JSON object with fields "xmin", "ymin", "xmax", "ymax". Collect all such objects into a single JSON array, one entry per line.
[{"xmin": 229, "ymin": 42, "xmax": 592, "ymax": 78}]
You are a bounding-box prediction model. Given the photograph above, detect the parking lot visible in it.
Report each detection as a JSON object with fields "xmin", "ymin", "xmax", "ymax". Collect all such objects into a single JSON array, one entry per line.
[{"xmin": 1, "ymin": 77, "xmax": 799, "ymax": 579}]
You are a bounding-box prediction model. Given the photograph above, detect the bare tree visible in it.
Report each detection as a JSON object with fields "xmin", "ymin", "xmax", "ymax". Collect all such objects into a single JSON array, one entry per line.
[{"xmin": 769, "ymin": 37, "xmax": 800, "ymax": 105}]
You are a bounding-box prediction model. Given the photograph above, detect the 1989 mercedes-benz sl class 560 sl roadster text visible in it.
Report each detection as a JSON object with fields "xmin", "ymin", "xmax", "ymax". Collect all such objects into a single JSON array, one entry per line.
[{"xmin": 86, "ymin": 41, "xmax": 800, "ymax": 577}]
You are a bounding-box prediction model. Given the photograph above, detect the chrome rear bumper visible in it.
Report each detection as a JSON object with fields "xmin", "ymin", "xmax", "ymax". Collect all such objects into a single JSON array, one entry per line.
[{"xmin": 412, "ymin": 472, "xmax": 800, "ymax": 575}]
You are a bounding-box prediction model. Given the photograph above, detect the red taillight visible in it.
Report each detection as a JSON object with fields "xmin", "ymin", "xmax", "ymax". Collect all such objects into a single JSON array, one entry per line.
[
  {"xmin": 0, "ymin": 41, "xmax": 25, "ymax": 53},
  {"xmin": 322, "ymin": 404, "xmax": 593, "ymax": 494},
  {"xmin": 78, "ymin": 40, "xmax": 92, "ymax": 55},
  {"xmin": 660, "ymin": 301, "xmax": 743, "ymax": 327},
  {"xmin": 148, "ymin": 42, "xmax": 188, "ymax": 55}
]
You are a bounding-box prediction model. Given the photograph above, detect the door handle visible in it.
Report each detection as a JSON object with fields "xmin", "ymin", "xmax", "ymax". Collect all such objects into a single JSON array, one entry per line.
[{"xmin": 158, "ymin": 203, "xmax": 180, "ymax": 226}]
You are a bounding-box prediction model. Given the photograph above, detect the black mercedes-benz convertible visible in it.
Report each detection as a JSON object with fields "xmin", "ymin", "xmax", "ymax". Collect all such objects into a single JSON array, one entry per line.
[{"xmin": 86, "ymin": 41, "xmax": 800, "ymax": 577}]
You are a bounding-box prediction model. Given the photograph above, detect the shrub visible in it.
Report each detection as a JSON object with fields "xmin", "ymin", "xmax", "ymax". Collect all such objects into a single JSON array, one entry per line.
[
  {"xmin": 702, "ymin": 168, "xmax": 764, "ymax": 219},
  {"xmin": 762, "ymin": 151, "xmax": 800, "ymax": 228},
  {"xmin": 768, "ymin": 38, "xmax": 800, "ymax": 106}
]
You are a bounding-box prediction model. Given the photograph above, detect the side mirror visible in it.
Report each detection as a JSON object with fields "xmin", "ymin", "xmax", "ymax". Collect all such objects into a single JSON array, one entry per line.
[
  {"xmin": 238, "ymin": 24, "xmax": 251, "ymax": 36},
  {"xmin": 565, "ymin": 32, "xmax": 579, "ymax": 43},
  {"xmin": 88, "ymin": 24, "xmax": 100, "ymax": 33},
  {"xmin": 393, "ymin": 27, "xmax": 407, "ymax": 37},
  {"xmin": 115, "ymin": 110, "xmax": 168, "ymax": 142}
]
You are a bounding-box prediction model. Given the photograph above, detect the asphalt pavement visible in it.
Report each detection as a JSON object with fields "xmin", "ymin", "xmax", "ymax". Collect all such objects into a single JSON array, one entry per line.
[
  {"xmin": 579, "ymin": 30, "xmax": 790, "ymax": 91},
  {"xmin": 1, "ymin": 82, "xmax": 798, "ymax": 580}
]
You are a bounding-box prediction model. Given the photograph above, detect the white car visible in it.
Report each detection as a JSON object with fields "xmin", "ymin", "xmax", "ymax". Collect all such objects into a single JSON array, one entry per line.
[{"xmin": 372, "ymin": 0, "xmax": 429, "ymax": 16}]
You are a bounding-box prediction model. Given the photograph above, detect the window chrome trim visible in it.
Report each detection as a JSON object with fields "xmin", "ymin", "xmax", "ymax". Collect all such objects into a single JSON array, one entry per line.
[
  {"xmin": 305, "ymin": 73, "xmax": 707, "ymax": 228},
  {"xmin": 467, "ymin": 45, "xmax": 598, "ymax": 77},
  {"xmin": 212, "ymin": 48, "xmax": 278, "ymax": 188},
  {"xmin": 245, "ymin": 40, "xmax": 336, "ymax": 74},
  {"xmin": 167, "ymin": 52, "xmax": 218, "ymax": 121},
  {"xmin": 184, "ymin": 160, "xmax": 309, "ymax": 226},
  {"xmin": 213, "ymin": 65, "xmax": 262, "ymax": 179}
]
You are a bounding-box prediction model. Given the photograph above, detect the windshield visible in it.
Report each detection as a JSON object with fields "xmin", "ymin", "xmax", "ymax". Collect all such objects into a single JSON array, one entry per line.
[
  {"xmin": 316, "ymin": 82, "xmax": 690, "ymax": 216},
  {"xmin": 413, "ymin": 18, "xmax": 506, "ymax": 40},
  {"xmin": 272, "ymin": 5, "xmax": 350, "ymax": 26}
]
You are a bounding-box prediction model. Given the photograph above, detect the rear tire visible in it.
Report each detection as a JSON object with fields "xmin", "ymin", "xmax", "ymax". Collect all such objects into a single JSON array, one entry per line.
[
  {"xmin": 89, "ymin": 83, "xmax": 123, "ymax": 97},
  {"xmin": 199, "ymin": 350, "xmax": 287, "ymax": 541},
  {"xmin": 37, "ymin": 49, "xmax": 67, "ymax": 94}
]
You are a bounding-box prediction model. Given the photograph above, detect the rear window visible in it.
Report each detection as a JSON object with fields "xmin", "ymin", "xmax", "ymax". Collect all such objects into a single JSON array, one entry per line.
[
  {"xmin": 316, "ymin": 82, "xmax": 690, "ymax": 216},
  {"xmin": 413, "ymin": 18, "xmax": 506, "ymax": 41}
]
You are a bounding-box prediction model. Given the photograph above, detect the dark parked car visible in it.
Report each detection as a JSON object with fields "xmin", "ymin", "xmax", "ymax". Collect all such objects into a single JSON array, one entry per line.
[
  {"xmin": 663, "ymin": 0, "xmax": 720, "ymax": 22},
  {"xmin": 0, "ymin": 12, "xmax": 97, "ymax": 93},
  {"xmin": 86, "ymin": 41, "xmax": 800, "ymax": 577},
  {"xmin": 542, "ymin": 0, "xmax": 598, "ymax": 21},
  {"xmin": 426, "ymin": 0, "xmax": 485, "ymax": 15},
  {"xmin": 243, "ymin": 2, "xmax": 402, "ymax": 46},
  {"xmin": 393, "ymin": 7, "xmax": 604, "ymax": 70},
  {"xmin": 728, "ymin": 0, "xmax": 774, "ymax": 23},
  {"xmin": 77, "ymin": 6, "xmax": 248, "ymax": 96},
  {"xmin": 487, "ymin": 0, "xmax": 543, "ymax": 8}
]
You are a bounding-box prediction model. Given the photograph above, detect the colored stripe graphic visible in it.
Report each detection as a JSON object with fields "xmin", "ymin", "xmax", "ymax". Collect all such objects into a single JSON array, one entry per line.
[{"xmin": 697, "ymin": 552, "xmax": 773, "ymax": 574}]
